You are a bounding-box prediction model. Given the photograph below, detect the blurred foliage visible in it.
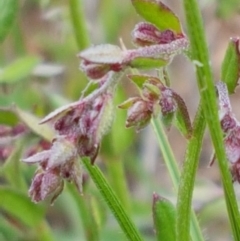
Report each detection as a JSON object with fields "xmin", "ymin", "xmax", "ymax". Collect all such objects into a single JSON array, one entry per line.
[
  {"xmin": 216, "ymin": 0, "xmax": 240, "ymax": 18},
  {"xmin": 0, "ymin": 0, "xmax": 239, "ymax": 241}
]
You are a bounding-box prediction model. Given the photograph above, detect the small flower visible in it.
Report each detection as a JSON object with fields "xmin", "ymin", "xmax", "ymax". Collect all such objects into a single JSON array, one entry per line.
[
  {"xmin": 159, "ymin": 87, "xmax": 177, "ymax": 115},
  {"xmin": 80, "ymin": 60, "xmax": 111, "ymax": 79},
  {"xmin": 215, "ymin": 81, "xmax": 240, "ymax": 182},
  {"xmin": 23, "ymin": 88, "xmax": 115, "ymax": 202},
  {"xmin": 119, "ymin": 97, "xmax": 153, "ymax": 131},
  {"xmin": 22, "ymin": 136, "xmax": 82, "ymax": 203},
  {"xmin": 29, "ymin": 169, "xmax": 63, "ymax": 204},
  {"xmin": 132, "ymin": 22, "xmax": 179, "ymax": 47},
  {"xmin": 80, "ymin": 60, "xmax": 124, "ymax": 80}
]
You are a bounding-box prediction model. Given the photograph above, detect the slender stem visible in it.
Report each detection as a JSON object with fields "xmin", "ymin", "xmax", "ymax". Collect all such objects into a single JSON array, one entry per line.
[
  {"xmin": 176, "ymin": 104, "xmax": 205, "ymax": 241},
  {"xmin": 82, "ymin": 157, "xmax": 144, "ymax": 241},
  {"xmin": 68, "ymin": 2, "xmax": 139, "ymax": 239},
  {"xmin": 151, "ymin": 118, "xmax": 204, "ymax": 241},
  {"xmin": 182, "ymin": 0, "xmax": 240, "ymax": 239},
  {"xmin": 151, "ymin": 118, "xmax": 179, "ymax": 187},
  {"xmin": 69, "ymin": 0, "xmax": 90, "ymax": 50}
]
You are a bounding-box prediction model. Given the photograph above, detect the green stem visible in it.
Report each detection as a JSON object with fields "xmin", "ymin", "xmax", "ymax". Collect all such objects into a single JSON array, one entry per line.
[
  {"xmin": 82, "ymin": 157, "xmax": 144, "ymax": 241},
  {"xmin": 151, "ymin": 118, "xmax": 179, "ymax": 187},
  {"xmin": 69, "ymin": 0, "xmax": 90, "ymax": 50},
  {"xmin": 151, "ymin": 118, "xmax": 204, "ymax": 241},
  {"xmin": 176, "ymin": 104, "xmax": 205, "ymax": 241},
  {"xmin": 182, "ymin": 0, "xmax": 240, "ymax": 240}
]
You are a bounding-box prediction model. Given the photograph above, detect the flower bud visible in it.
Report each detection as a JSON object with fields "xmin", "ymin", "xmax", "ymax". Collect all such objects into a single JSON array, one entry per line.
[
  {"xmin": 125, "ymin": 98, "xmax": 152, "ymax": 131},
  {"xmin": 132, "ymin": 22, "xmax": 178, "ymax": 47},
  {"xmin": 159, "ymin": 88, "xmax": 177, "ymax": 115},
  {"xmin": 80, "ymin": 60, "xmax": 111, "ymax": 79},
  {"xmin": 29, "ymin": 170, "xmax": 63, "ymax": 203},
  {"xmin": 142, "ymin": 78, "xmax": 163, "ymax": 101}
]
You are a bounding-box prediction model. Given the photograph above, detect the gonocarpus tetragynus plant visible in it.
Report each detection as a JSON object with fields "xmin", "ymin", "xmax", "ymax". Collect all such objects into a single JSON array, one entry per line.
[{"xmin": 1, "ymin": 0, "xmax": 240, "ymax": 240}]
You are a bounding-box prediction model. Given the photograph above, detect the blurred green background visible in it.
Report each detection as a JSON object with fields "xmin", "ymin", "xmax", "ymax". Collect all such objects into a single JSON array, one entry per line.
[{"xmin": 0, "ymin": 0, "xmax": 240, "ymax": 240}]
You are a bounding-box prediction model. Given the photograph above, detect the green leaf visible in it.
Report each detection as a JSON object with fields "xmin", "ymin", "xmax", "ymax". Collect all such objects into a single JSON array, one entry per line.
[
  {"xmin": 0, "ymin": 0, "xmax": 18, "ymax": 43},
  {"xmin": 0, "ymin": 143, "xmax": 27, "ymax": 190},
  {"xmin": 2, "ymin": 105, "xmax": 54, "ymax": 141},
  {"xmin": 118, "ymin": 98, "xmax": 137, "ymax": 109},
  {"xmin": 0, "ymin": 56, "xmax": 40, "ymax": 83},
  {"xmin": 152, "ymin": 193, "xmax": 176, "ymax": 241},
  {"xmin": 0, "ymin": 214, "xmax": 22, "ymax": 241},
  {"xmin": 79, "ymin": 44, "xmax": 124, "ymax": 64},
  {"xmin": 216, "ymin": 0, "xmax": 240, "ymax": 18},
  {"xmin": 173, "ymin": 91, "xmax": 192, "ymax": 139},
  {"xmin": 221, "ymin": 38, "xmax": 240, "ymax": 94},
  {"xmin": 127, "ymin": 74, "xmax": 151, "ymax": 88},
  {"xmin": 131, "ymin": 0, "xmax": 182, "ymax": 34},
  {"xmin": 82, "ymin": 157, "xmax": 144, "ymax": 241},
  {"xmin": 0, "ymin": 187, "xmax": 45, "ymax": 227},
  {"xmin": 0, "ymin": 108, "xmax": 19, "ymax": 126},
  {"xmin": 14, "ymin": 106, "xmax": 54, "ymax": 141},
  {"xmin": 143, "ymin": 82, "xmax": 160, "ymax": 96},
  {"xmin": 129, "ymin": 57, "xmax": 168, "ymax": 69}
]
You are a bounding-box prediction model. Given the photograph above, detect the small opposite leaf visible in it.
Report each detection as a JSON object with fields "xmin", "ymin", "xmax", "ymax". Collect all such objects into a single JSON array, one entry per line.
[
  {"xmin": 79, "ymin": 44, "xmax": 124, "ymax": 64},
  {"xmin": 129, "ymin": 57, "xmax": 168, "ymax": 69},
  {"xmin": 118, "ymin": 97, "xmax": 140, "ymax": 109},
  {"xmin": 0, "ymin": 187, "xmax": 45, "ymax": 227},
  {"xmin": 1, "ymin": 143, "xmax": 26, "ymax": 189},
  {"xmin": 0, "ymin": 0, "xmax": 18, "ymax": 42},
  {"xmin": 143, "ymin": 82, "xmax": 160, "ymax": 96},
  {"xmin": 131, "ymin": 0, "xmax": 182, "ymax": 34},
  {"xmin": 0, "ymin": 56, "xmax": 41, "ymax": 83},
  {"xmin": 127, "ymin": 74, "xmax": 152, "ymax": 88},
  {"xmin": 11, "ymin": 105, "xmax": 54, "ymax": 141},
  {"xmin": 221, "ymin": 37, "xmax": 240, "ymax": 94},
  {"xmin": 173, "ymin": 91, "xmax": 192, "ymax": 139},
  {"xmin": 0, "ymin": 108, "xmax": 19, "ymax": 126},
  {"xmin": 152, "ymin": 193, "xmax": 176, "ymax": 241}
]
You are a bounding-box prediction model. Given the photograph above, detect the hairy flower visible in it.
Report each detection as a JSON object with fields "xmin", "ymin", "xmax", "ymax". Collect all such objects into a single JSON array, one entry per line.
[
  {"xmin": 159, "ymin": 87, "xmax": 177, "ymax": 115},
  {"xmin": 22, "ymin": 136, "xmax": 82, "ymax": 203},
  {"xmin": 216, "ymin": 81, "xmax": 240, "ymax": 182},
  {"xmin": 119, "ymin": 97, "xmax": 153, "ymax": 131},
  {"xmin": 80, "ymin": 60, "xmax": 124, "ymax": 80},
  {"xmin": 23, "ymin": 89, "xmax": 115, "ymax": 202},
  {"xmin": 132, "ymin": 22, "xmax": 180, "ymax": 47}
]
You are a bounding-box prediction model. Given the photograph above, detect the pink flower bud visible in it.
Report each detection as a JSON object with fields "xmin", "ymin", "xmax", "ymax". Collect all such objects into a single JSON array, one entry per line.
[
  {"xmin": 125, "ymin": 98, "xmax": 152, "ymax": 131},
  {"xmin": 159, "ymin": 88, "xmax": 177, "ymax": 115},
  {"xmin": 224, "ymin": 126, "xmax": 240, "ymax": 165},
  {"xmin": 224, "ymin": 126, "xmax": 240, "ymax": 183},
  {"xmin": 29, "ymin": 170, "xmax": 63, "ymax": 203},
  {"xmin": 132, "ymin": 22, "xmax": 177, "ymax": 47},
  {"xmin": 22, "ymin": 136, "xmax": 83, "ymax": 203},
  {"xmin": 80, "ymin": 60, "xmax": 111, "ymax": 79},
  {"xmin": 221, "ymin": 114, "xmax": 237, "ymax": 133}
]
